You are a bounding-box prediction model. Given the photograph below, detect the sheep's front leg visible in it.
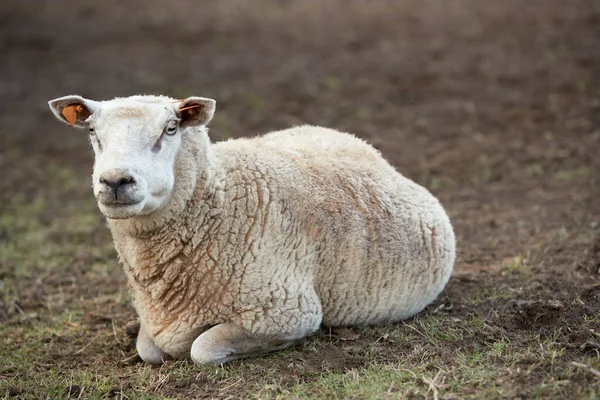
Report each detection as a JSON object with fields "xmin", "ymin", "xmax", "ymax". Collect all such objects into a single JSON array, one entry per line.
[
  {"xmin": 136, "ymin": 324, "xmax": 171, "ymax": 365},
  {"xmin": 190, "ymin": 323, "xmax": 296, "ymax": 365}
]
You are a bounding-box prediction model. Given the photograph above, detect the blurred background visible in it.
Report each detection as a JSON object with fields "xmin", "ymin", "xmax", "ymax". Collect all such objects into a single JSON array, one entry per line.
[{"xmin": 0, "ymin": 1, "xmax": 599, "ymax": 398}]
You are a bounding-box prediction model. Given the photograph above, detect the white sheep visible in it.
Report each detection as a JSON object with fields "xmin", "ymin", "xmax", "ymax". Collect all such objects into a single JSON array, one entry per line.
[{"xmin": 48, "ymin": 94, "xmax": 456, "ymax": 365}]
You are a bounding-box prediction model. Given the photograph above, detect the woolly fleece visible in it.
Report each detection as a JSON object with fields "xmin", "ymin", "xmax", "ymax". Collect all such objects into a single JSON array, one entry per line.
[{"xmin": 50, "ymin": 95, "xmax": 456, "ymax": 364}]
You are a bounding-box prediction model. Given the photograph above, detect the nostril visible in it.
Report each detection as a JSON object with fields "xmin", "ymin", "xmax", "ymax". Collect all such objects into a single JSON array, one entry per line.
[
  {"xmin": 117, "ymin": 176, "xmax": 135, "ymax": 186},
  {"xmin": 100, "ymin": 174, "xmax": 135, "ymax": 190}
]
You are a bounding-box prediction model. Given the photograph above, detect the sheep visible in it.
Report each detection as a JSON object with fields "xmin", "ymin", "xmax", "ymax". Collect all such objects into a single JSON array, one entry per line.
[{"xmin": 48, "ymin": 94, "xmax": 456, "ymax": 365}]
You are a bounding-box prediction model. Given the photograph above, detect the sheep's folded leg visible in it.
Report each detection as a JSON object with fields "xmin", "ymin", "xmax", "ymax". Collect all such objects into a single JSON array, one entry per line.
[
  {"xmin": 136, "ymin": 324, "xmax": 171, "ymax": 365},
  {"xmin": 190, "ymin": 323, "xmax": 296, "ymax": 365}
]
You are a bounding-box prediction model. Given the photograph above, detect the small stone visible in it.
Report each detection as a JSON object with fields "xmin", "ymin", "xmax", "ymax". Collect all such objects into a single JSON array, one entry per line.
[{"xmin": 547, "ymin": 299, "xmax": 564, "ymax": 310}]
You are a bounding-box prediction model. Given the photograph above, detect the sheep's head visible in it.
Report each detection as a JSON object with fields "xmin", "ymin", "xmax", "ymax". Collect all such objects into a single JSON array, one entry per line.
[{"xmin": 48, "ymin": 95, "xmax": 215, "ymax": 219}]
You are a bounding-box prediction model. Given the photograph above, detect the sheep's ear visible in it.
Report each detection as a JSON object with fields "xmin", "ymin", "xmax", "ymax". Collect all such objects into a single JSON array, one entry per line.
[
  {"xmin": 175, "ymin": 97, "xmax": 215, "ymax": 128},
  {"xmin": 48, "ymin": 95, "xmax": 98, "ymax": 128}
]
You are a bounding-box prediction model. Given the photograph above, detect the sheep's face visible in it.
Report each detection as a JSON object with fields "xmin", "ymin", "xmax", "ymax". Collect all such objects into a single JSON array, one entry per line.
[{"xmin": 48, "ymin": 95, "xmax": 215, "ymax": 219}]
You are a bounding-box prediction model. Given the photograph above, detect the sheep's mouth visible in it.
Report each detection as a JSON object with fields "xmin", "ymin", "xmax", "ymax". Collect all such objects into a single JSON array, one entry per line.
[
  {"xmin": 100, "ymin": 199, "xmax": 142, "ymax": 207},
  {"xmin": 98, "ymin": 200, "xmax": 145, "ymax": 220},
  {"xmin": 96, "ymin": 190, "xmax": 144, "ymax": 208}
]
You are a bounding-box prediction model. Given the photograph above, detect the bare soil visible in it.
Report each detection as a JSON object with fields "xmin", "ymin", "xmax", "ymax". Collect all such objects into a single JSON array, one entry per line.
[{"xmin": 0, "ymin": 1, "xmax": 599, "ymax": 399}]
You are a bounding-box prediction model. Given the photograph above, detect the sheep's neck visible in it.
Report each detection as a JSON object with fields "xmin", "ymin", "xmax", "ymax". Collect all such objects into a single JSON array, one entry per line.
[{"xmin": 115, "ymin": 187, "xmax": 225, "ymax": 322}]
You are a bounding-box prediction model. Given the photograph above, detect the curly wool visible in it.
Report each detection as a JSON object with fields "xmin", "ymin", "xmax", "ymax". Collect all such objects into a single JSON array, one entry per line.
[{"xmin": 108, "ymin": 124, "xmax": 456, "ymax": 359}]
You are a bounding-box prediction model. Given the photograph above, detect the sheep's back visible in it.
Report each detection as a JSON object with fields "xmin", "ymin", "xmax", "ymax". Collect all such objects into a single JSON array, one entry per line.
[{"xmin": 213, "ymin": 126, "xmax": 455, "ymax": 327}]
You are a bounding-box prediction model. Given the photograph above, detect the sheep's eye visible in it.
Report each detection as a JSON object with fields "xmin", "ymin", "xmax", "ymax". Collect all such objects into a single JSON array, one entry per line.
[
  {"xmin": 165, "ymin": 121, "xmax": 178, "ymax": 136},
  {"xmin": 89, "ymin": 126, "xmax": 95, "ymax": 136}
]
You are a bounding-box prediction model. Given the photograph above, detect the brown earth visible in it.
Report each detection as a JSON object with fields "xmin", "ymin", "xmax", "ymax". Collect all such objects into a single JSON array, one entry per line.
[{"xmin": 0, "ymin": 0, "xmax": 599, "ymax": 399}]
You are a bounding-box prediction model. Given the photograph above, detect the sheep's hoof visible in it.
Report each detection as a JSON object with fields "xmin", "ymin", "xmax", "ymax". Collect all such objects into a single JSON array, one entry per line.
[{"xmin": 125, "ymin": 320, "xmax": 140, "ymax": 338}]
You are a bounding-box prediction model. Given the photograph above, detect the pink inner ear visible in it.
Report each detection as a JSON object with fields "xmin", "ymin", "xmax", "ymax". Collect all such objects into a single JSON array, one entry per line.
[{"xmin": 179, "ymin": 104, "xmax": 203, "ymax": 112}]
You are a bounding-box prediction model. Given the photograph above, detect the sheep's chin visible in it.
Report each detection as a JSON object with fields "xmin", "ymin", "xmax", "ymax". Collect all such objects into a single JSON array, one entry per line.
[{"xmin": 98, "ymin": 202, "xmax": 145, "ymax": 220}]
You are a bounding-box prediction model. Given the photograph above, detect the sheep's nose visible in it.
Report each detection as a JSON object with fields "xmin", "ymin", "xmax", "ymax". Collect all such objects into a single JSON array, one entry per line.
[{"xmin": 100, "ymin": 170, "xmax": 135, "ymax": 190}]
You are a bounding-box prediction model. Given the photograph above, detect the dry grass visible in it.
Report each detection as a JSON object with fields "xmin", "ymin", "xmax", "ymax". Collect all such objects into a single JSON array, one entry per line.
[{"xmin": 1, "ymin": 0, "xmax": 600, "ymax": 398}]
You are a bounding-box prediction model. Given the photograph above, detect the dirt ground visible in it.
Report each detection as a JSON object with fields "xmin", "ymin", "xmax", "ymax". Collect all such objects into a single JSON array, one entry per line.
[{"xmin": 1, "ymin": 1, "xmax": 599, "ymax": 399}]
